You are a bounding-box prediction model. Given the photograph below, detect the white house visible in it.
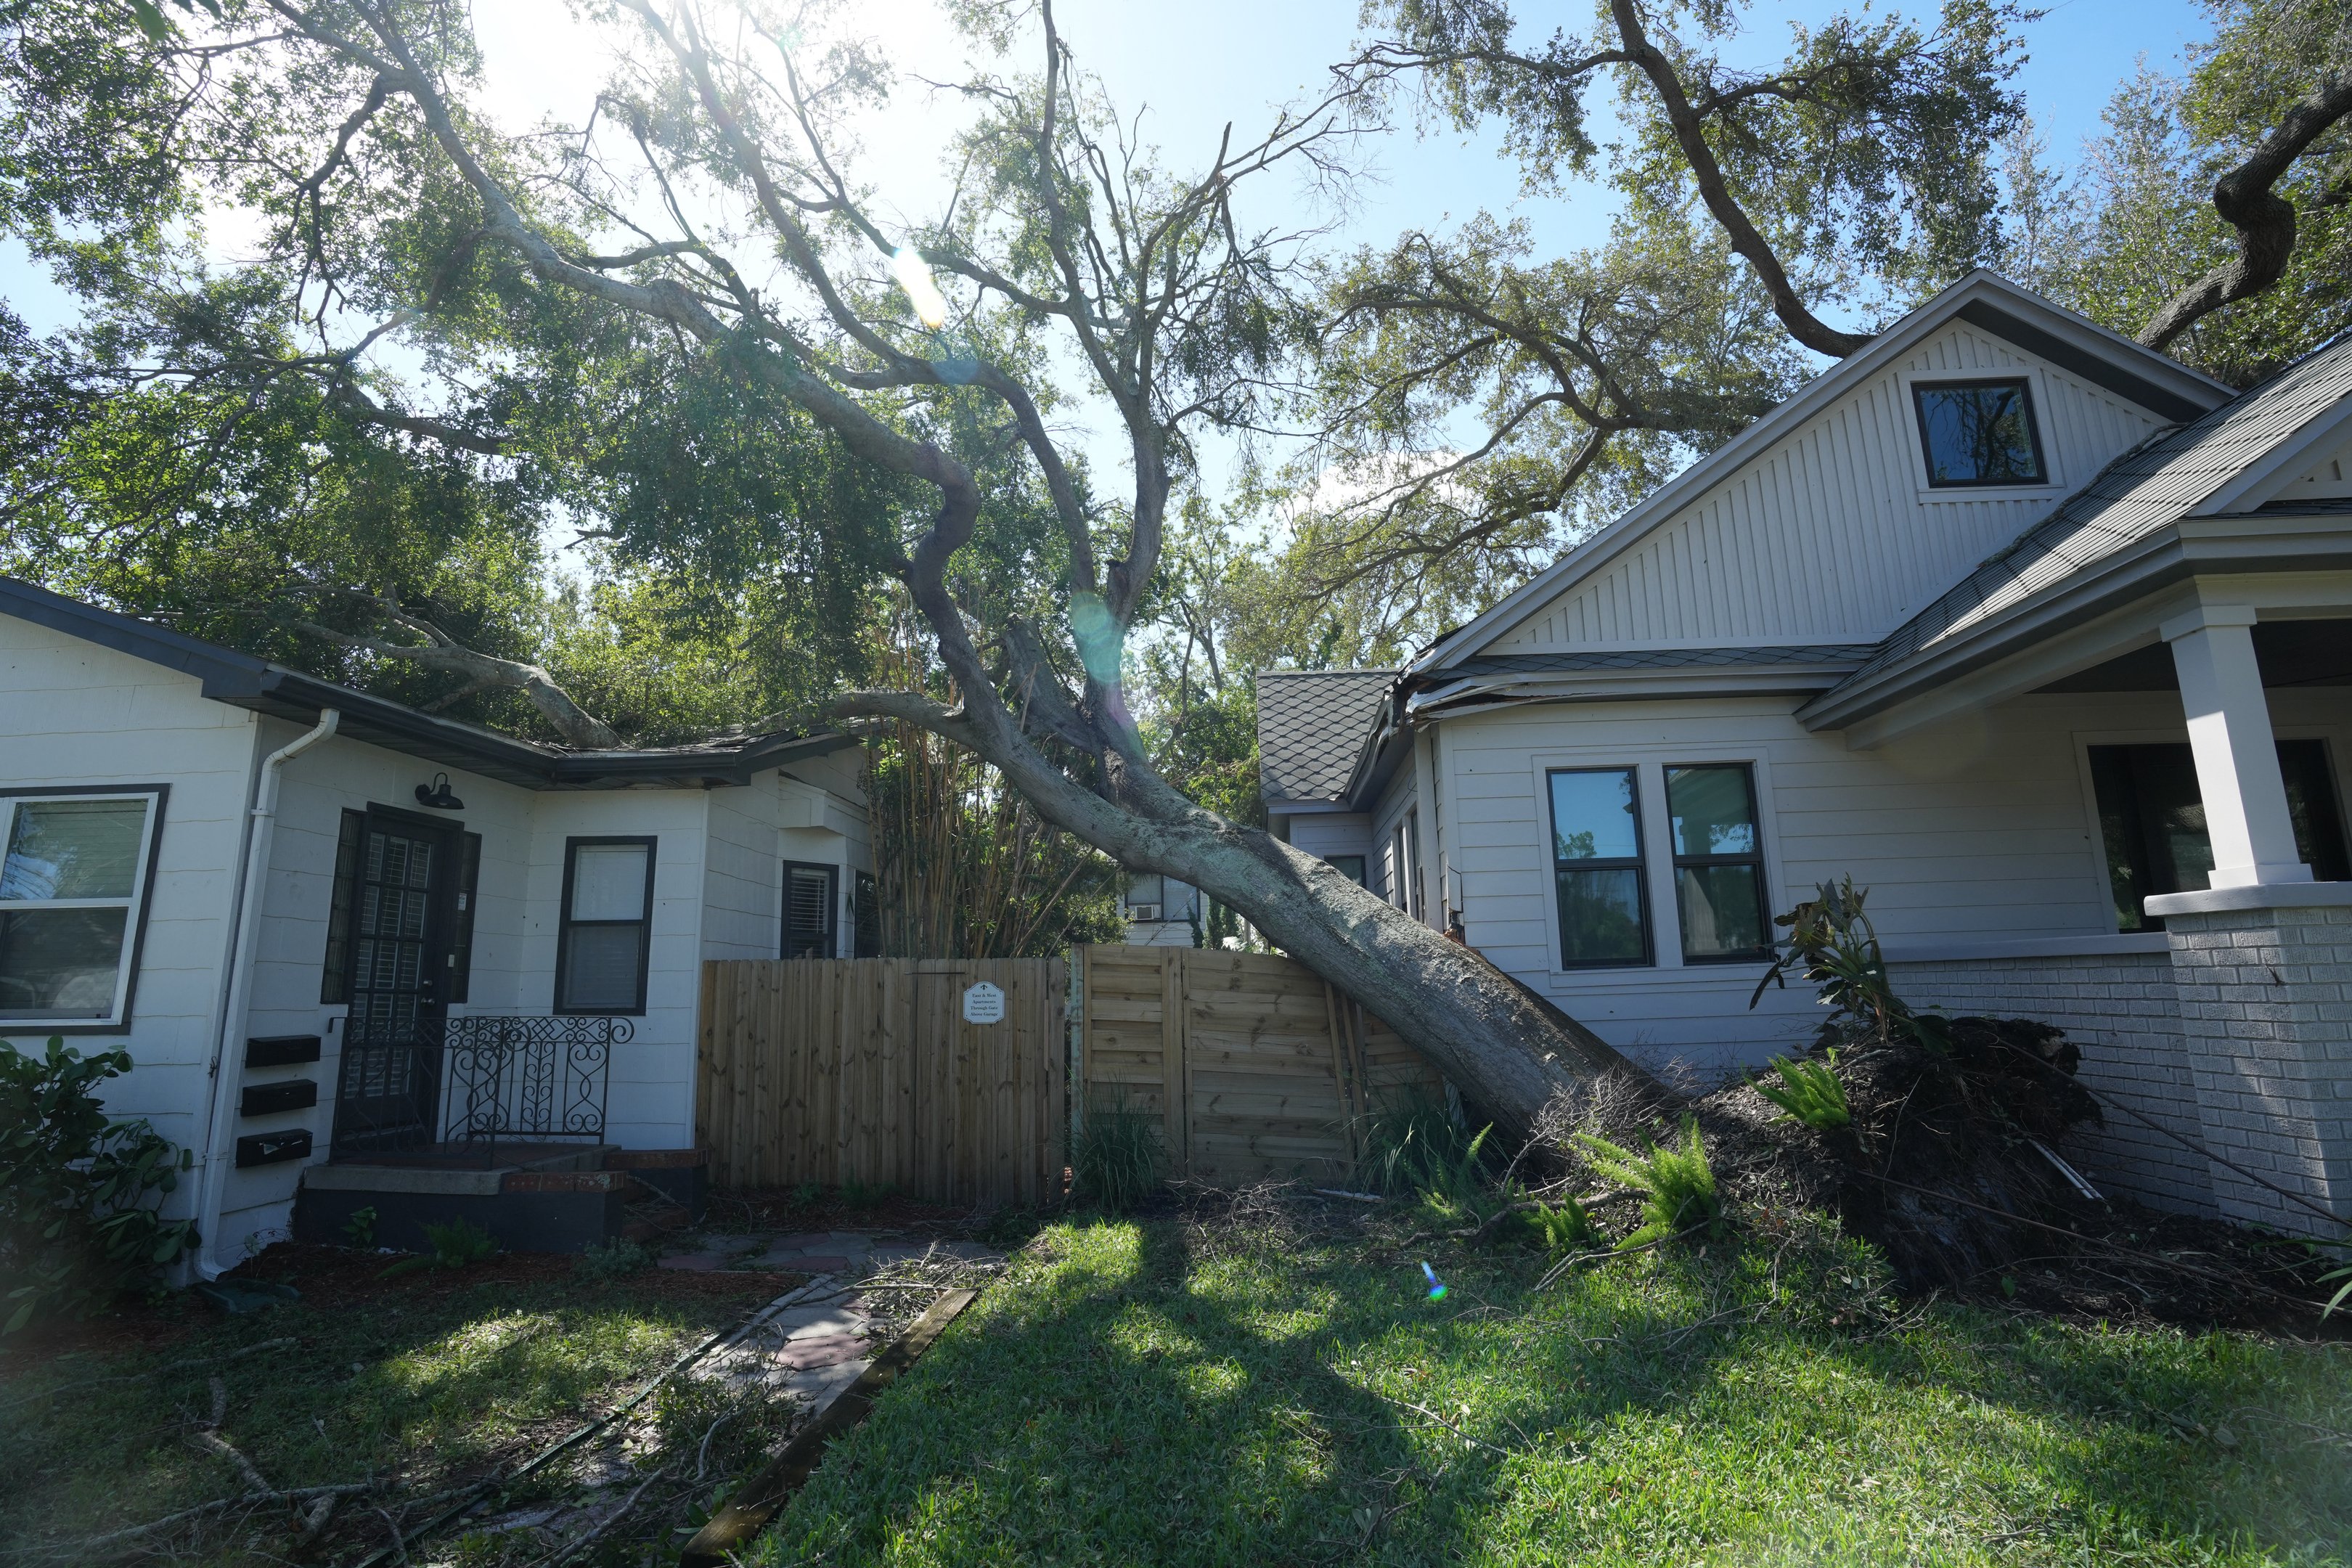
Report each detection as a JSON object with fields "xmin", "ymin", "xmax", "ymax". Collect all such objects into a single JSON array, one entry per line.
[
  {"xmin": 0, "ymin": 577, "xmax": 873, "ymax": 1268},
  {"xmin": 1260, "ymin": 271, "xmax": 2352, "ymax": 1236}
]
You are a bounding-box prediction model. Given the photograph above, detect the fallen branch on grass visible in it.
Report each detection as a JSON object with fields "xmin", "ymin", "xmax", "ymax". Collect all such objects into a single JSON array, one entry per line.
[
  {"xmin": 1532, "ymin": 1222, "xmax": 1709, "ymax": 1292},
  {"xmin": 531, "ymin": 1461, "xmax": 679, "ymax": 1568},
  {"xmin": 0, "ymin": 1337, "xmax": 298, "ymax": 1413},
  {"xmin": 43, "ymin": 1481, "xmax": 383, "ymax": 1561},
  {"xmin": 1365, "ymin": 1391, "xmax": 1536, "ymax": 1461}
]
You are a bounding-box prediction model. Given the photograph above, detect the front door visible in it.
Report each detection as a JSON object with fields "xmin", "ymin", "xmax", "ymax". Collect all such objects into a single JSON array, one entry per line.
[{"xmin": 336, "ymin": 812, "xmax": 457, "ymax": 1151}]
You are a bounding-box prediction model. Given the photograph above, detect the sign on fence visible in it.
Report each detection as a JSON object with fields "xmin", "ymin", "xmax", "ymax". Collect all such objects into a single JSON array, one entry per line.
[{"xmin": 960, "ymin": 981, "xmax": 1005, "ymax": 1024}]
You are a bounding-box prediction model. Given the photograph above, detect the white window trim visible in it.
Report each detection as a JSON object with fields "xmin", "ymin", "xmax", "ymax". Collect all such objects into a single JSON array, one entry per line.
[
  {"xmin": 1895, "ymin": 362, "xmax": 2065, "ymax": 502},
  {"xmin": 1525, "ymin": 749, "xmax": 1784, "ymax": 981},
  {"xmin": 0, "ymin": 786, "xmax": 168, "ymax": 1032}
]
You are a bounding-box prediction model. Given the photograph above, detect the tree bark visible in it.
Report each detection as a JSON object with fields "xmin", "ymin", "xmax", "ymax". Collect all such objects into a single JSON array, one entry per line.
[{"xmin": 2141, "ymin": 73, "xmax": 2352, "ymax": 352}]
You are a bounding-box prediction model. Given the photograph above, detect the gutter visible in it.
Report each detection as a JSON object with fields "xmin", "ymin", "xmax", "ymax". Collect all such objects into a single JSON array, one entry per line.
[{"xmin": 192, "ymin": 707, "xmax": 339, "ymax": 1276}]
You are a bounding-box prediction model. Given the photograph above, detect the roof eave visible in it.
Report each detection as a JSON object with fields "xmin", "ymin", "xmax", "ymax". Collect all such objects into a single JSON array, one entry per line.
[{"xmin": 1797, "ymin": 515, "xmax": 2352, "ymax": 731}]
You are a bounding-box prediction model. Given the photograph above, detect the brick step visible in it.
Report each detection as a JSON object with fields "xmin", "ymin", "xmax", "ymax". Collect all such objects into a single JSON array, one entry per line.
[{"xmin": 621, "ymin": 1193, "xmax": 694, "ymax": 1244}]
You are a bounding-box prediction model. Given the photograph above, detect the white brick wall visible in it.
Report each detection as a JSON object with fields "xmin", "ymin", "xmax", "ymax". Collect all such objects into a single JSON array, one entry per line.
[
  {"xmin": 1891, "ymin": 952, "xmax": 2215, "ymax": 1217},
  {"xmin": 2163, "ymin": 902, "xmax": 2352, "ymax": 1237}
]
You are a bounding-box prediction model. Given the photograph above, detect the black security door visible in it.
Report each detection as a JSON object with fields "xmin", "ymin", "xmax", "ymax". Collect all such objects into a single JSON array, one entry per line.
[{"xmin": 336, "ymin": 812, "xmax": 459, "ymax": 1149}]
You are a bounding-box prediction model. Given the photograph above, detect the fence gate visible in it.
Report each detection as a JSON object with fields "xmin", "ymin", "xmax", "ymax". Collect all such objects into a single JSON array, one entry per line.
[
  {"xmin": 1075, "ymin": 945, "xmax": 1442, "ymax": 1185},
  {"xmin": 697, "ymin": 957, "xmax": 1066, "ymax": 1206}
]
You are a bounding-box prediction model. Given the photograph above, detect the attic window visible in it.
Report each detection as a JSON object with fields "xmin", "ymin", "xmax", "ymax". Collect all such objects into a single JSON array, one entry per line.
[{"xmin": 1911, "ymin": 378, "xmax": 2046, "ymax": 487}]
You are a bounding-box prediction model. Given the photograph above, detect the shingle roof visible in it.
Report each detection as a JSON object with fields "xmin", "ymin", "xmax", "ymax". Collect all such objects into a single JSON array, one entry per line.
[
  {"xmin": 1257, "ymin": 669, "xmax": 1395, "ymax": 804},
  {"xmin": 1836, "ymin": 334, "xmax": 2352, "ymax": 693}
]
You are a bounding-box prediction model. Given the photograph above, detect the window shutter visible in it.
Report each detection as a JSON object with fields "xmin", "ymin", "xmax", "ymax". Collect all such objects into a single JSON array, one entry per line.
[
  {"xmin": 319, "ymin": 809, "xmax": 364, "ymax": 1003},
  {"xmin": 783, "ymin": 862, "xmax": 837, "ymax": 958},
  {"xmin": 448, "ymin": 831, "xmax": 481, "ymax": 1002}
]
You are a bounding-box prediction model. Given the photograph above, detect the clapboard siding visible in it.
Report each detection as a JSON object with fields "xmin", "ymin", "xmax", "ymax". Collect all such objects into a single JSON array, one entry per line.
[
  {"xmin": 1445, "ymin": 685, "xmax": 2352, "ymax": 1077},
  {"xmin": 1493, "ymin": 324, "xmax": 2171, "ymax": 651}
]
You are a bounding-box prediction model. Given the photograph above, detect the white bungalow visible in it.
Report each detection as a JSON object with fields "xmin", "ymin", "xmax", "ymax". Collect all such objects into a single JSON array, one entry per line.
[
  {"xmin": 0, "ymin": 578, "xmax": 873, "ymax": 1268},
  {"xmin": 1260, "ymin": 271, "xmax": 2352, "ymax": 1236}
]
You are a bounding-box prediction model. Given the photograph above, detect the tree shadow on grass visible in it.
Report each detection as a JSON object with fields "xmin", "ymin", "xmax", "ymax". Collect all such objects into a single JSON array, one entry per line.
[
  {"xmin": 0, "ymin": 1261, "xmax": 764, "ymax": 1560},
  {"xmin": 755, "ymin": 1214, "xmax": 2352, "ymax": 1567}
]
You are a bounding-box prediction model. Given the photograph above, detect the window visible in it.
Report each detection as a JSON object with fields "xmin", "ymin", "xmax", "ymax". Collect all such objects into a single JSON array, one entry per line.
[
  {"xmin": 0, "ymin": 788, "xmax": 166, "ymax": 1027},
  {"xmin": 1388, "ymin": 819, "xmax": 1424, "ymax": 920},
  {"xmin": 1125, "ymin": 873, "xmax": 1164, "ymax": 918},
  {"xmin": 1666, "ymin": 765, "xmax": 1771, "ymax": 961},
  {"xmin": 1912, "ymin": 378, "xmax": 2046, "ymax": 487},
  {"xmin": 1547, "ymin": 769, "xmax": 1651, "ymax": 968},
  {"xmin": 555, "ymin": 836, "xmax": 654, "ymax": 1013},
  {"xmin": 782, "ymin": 860, "xmax": 838, "ymax": 958},
  {"xmin": 1326, "ymin": 854, "xmax": 1367, "ymax": 886},
  {"xmin": 2089, "ymin": 740, "xmax": 2351, "ymax": 930}
]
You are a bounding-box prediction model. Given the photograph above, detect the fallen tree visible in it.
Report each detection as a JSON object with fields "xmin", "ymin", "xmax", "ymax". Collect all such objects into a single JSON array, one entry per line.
[{"xmin": 3, "ymin": 0, "xmax": 1637, "ymax": 1128}]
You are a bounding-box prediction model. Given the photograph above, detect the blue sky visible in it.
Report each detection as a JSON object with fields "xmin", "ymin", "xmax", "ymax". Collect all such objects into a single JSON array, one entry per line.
[{"xmin": 3, "ymin": 0, "xmax": 2215, "ymax": 333}]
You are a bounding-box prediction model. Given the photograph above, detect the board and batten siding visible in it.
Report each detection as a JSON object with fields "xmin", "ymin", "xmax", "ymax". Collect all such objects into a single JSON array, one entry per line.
[
  {"xmin": 0, "ymin": 615, "xmax": 261, "ymax": 1177},
  {"xmin": 1447, "ymin": 686, "xmax": 2352, "ymax": 1078},
  {"xmin": 1491, "ymin": 324, "xmax": 2173, "ymax": 651}
]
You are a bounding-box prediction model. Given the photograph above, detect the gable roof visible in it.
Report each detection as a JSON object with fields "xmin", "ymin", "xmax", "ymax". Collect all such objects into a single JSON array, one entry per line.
[
  {"xmin": 1256, "ymin": 669, "xmax": 1395, "ymax": 805},
  {"xmin": 1402, "ymin": 271, "xmax": 2231, "ymax": 677},
  {"xmin": 1809, "ymin": 332, "xmax": 2352, "ymax": 724},
  {"xmin": 0, "ymin": 576, "xmax": 853, "ymax": 790}
]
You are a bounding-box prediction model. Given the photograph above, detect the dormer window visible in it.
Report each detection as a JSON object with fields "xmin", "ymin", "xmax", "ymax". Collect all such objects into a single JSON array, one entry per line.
[{"xmin": 1912, "ymin": 378, "xmax": 2047, "ymax": 487}]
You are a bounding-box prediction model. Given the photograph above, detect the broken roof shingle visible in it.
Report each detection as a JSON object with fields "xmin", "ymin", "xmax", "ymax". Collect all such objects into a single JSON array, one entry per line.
[{"xmin": 1257, "ymin": 669, "xmax": 1395, "ymax": 804}]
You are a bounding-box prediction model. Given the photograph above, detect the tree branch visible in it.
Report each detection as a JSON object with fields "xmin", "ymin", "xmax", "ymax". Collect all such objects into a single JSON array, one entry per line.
[{"xmin": 2140, "ymin": 73, "xmax": 2352, "ymax": 351}]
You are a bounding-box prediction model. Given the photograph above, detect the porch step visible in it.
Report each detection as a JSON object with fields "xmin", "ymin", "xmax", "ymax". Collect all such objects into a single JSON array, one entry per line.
[
  {"xmin": 621, "ymin": 1195, "xmax": 694, "ymax": 1244},
  {"xmin": 294, "ymin": 1146, "xmax": 709, "ymax": 1254}
]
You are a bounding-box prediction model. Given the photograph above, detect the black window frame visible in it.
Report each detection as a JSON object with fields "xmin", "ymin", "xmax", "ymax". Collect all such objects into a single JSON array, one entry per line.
[
  {"xmin": 852, "ymin": 870, "xmax": 881, "ymax": 959},
  {"xmin": 1326, "ymin": 854, "xmax": 1367, "ymax": 887},
  {"xmin": 1545, "ymin": 766, "xmax": 1654, "ymax": 970},
  {"xmin": 553, "ymin": 834, "xmax": 656, "ymax": 1016},
  {"xmin": 1664, "ymin": 763, "xmax": 1773, "ymax": 964},
  {"xmin": 2089, "ymin": 739, "xmax": 2352, "ymax": 931},
  {"xmin": 781, "ymin": 859, "xmax": 840, "ymax": 960},
  {"xmin": 1911, "ymin": 377, "xmax": 2049, "ymax": 489},
  {"xmin": 0, "ymin": 783, "xmax": 171, "ymax": 1033}
]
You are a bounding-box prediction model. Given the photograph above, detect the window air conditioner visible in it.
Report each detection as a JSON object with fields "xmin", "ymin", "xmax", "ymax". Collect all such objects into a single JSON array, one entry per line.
[{"xmin": 1127, "ymin": 902, "xmax": 1161, "ymax": 922}]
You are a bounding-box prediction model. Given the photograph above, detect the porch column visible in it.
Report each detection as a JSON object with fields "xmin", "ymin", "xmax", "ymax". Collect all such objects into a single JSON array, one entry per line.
[{"xmin": 2160, "ymin": 605, "xmax": 2311, "ymax": 888}]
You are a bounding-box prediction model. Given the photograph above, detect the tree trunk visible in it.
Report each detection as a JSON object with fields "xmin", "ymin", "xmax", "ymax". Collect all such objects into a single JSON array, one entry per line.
[{"xmin": 1110, "ymin": 814, "xmax": 1649, "ymax": 1135}]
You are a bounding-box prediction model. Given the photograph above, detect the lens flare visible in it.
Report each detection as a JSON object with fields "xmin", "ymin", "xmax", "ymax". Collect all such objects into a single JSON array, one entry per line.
[
  {"xmin": 1068, "ymin": 592, "xmax": 1124, "ymax": 685},
  {"xmin": 1420, "ymin": 1261, "xmax": 1447, "ymax": 1301},
  {"xmin": 891, "ymin": 247, "xmax": 951, "ymax": 330}
]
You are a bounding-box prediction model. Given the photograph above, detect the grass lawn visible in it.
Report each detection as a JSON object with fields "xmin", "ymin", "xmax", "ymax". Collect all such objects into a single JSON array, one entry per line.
[
  {"xmin": 755, "ymin": 1207, "xmax": 2352, "ymax": 1567},
  {"xmin": 0, "ymin": 1245, "xmax": 801, "ymax": 1566}
]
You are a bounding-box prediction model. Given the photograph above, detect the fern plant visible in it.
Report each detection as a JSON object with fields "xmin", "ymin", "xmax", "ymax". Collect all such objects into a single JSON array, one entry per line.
[
  {"xmin": 1571, "ymin": 1116, "xmax": 1723, "ymax": 1246},
  {"xmin": 1752, "ymin": 1051, "xmax": 1852, "ymax": 1130},
  {"xmin": 1518, "ymin": 1196, "xmax": 1598, "ymax": 1254}
]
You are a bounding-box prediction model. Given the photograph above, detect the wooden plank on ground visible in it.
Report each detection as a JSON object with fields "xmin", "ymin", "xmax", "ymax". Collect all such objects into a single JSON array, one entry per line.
[{"xmin": 674, "ymin": 1288, "xmax": 981, "ymax": 1568}]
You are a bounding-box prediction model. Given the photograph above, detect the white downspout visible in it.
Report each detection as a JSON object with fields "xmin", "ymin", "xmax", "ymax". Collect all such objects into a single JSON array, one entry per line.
[{"xmin": 193, "ymin": 708, "xmax": 339, "ymax": 1276}]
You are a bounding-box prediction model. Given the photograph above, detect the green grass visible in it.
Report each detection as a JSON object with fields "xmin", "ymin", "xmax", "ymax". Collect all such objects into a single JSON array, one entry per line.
[
  {"xmin": 0, "ymin": 1252, "xmax": 788, "ymax": 1564},
  {"xmin": 751, "ymin": 1213, "xmax": 2352, "ymax": 1567}
]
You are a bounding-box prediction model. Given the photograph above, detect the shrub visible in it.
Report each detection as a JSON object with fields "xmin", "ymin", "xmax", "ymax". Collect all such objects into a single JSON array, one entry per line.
[
  {"xmin": 576, "ymin": 1237, "xmax": 658, "ymax": 1280},
  {"xmin": 1752, "ymin": 1051, "xmax": 1853, "ymax": 1131},
  {"xmin": 1357, "ymin": 1089, "xmax": 1490, "ymax": 1204},
  {"xmin": 380, "ymin": 1218, "xmax": 501, "ymax": 1278},
  {"xmin": 1, "ymin": 1036, "xmax": 199, "ymax": 1332},
  {"xmin": 1572, "ymin": 1116, "xmax": 1724, "ymax": 1246},
  {"xmin": 1517, "ymin": 1196, "xmax": 1598, "ymax": 1254},
  {"xmin": 1073, "ymin": 1091, "xmax": 1162, "ymax": 1212}
]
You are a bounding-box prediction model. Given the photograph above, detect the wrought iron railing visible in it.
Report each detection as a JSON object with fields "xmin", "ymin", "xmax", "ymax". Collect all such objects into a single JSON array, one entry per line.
[{"xmin": 331, "ymin": 1014, "xmax": 629, "ymax": 1166}]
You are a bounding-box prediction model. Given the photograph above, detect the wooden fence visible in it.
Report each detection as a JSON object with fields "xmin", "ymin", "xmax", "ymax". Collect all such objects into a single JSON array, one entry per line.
[
  {"xmin": 1074, "ymin": 945, "xmax": 1444, "ymax": 1185},
  {"xmin": 696, "ymin": 957, "xmax": 1066, "ymax": 1206}
]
